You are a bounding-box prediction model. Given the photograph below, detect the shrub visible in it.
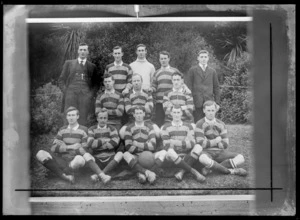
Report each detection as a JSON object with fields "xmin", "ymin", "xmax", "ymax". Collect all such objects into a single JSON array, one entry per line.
[
  {"xmin": 30, "ymin": 82, "xmax": 64, "ymax": 135},
  {"xmin": 218, "ymin": 52, "xmax": 253, "ymax": 124}
]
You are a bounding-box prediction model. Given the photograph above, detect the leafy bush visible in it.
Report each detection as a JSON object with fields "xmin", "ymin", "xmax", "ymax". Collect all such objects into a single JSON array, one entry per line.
[
  {"xmin": 218, "ymin": 52, "xmax": 253, "ymax": 124},
  {"xmin": 30, "ymin": 82, "xmax": 64, "ymax": 135}
]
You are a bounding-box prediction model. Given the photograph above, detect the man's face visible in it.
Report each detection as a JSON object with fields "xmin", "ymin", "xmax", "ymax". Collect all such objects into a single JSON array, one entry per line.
[
  {"xmin": 136, "ymin": 46, "xmax": 147, "ymax": 59},
  {"xmin": 97, "ymin": 112, "xmax": 108, "ymax": 127},
  {"xmin": 159, "ymin": 54, "xmax": 170, "ymax": 67},
  {"xmin": 172, "ymin": 75, "xmax": 183, "ymax": 90},
  {"xmin": 66, "ymin": 110, "xmax": 79, "ymax": 125},
  {"xmin": 113, "ymin": 48, "xmax": 123, "ymax": 63},
  {"xmin": 171, "ymin": 108, "xmax": 183, "ymax": 122},
  {"xmin": 78, "ymin": 45, "xmax": 89, "ymax": 59},
  {"xmin": 203, "ymin": 104, "xmax": 216, "ymax": 120},
  {"xmin": 197, "ymin": 53, "xmax": 209, "ymax": 65},
  {"xmin": 133, "ymin": 109, "xmax": 145, "ymax": 122},
  {"xmin": 104, "ymin": 77, "xmax": 114, "ymax": 90},
  {"xmin": 132, "ymin": 75, "xmax": 142, "ymax": 91}
]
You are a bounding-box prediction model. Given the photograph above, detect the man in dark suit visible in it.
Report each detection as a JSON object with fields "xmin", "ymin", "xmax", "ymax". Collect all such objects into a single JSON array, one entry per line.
[
  {"xmin": 58, "ymin": 43, "xmax": 100, "ymax": 126},
  {"xmin": 185, "ymin": 50, "xmax": 220, "ymax": 123}
]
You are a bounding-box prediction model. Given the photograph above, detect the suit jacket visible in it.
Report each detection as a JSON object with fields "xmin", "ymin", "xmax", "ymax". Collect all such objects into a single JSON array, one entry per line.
[
  {"xmin": 58, "ymin": 59, "xmax": 100, "ymax": 112},
  {"xmin": 185, "ymin": 64, "xmax": 220, "ymax": 108}
]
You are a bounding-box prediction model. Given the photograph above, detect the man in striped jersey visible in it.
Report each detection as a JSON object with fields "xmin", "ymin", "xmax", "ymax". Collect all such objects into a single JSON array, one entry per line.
[
  {"xmin": 104, "ymin": 46, "xmax": 133, "ymax": 95},
  {"xmin": 163, "ymin": 71, "xmax": 194, "ymax": 126},
  {"xmin": 194, "ymin": 100, "xmax": 247, "ymax": 177},
  {"xmin": 119, "ymin": 73, "xmax": 160, "ymax": 140},
  {"xmin": 150, "ymin": 51, "xmax": 190, "ymax": 127},
  {"xmin": 130, "ymin": 44, "xmax": 155, "ymax": 91},
  {"xmin": 157, "ymin": 106, "xmax": 206, "ymax": 182},
  {"xmin": 36, "ymin": 107, "xmax": 111, "ymax": 184},
  {"xmin": 87, "ymin": 108, "xmax": 123, "ymax": 184},
  {"xmin": 95, "ymin": 73, "xmax": 125, "ymax": 131},
  {"xmin": 123, "ymin": 106, "xmax": 157, "ymax": 184}
]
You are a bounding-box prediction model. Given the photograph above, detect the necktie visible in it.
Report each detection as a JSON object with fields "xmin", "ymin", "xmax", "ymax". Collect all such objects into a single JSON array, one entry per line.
[{"xmin": 80, "ymin": 60, "xmax": 84, "ymax": 67}]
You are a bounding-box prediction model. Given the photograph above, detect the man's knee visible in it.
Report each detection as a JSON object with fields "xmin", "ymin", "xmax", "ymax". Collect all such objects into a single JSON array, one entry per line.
[
  {"xmin": 119, "ymin": 125, "xmax": 127, "ymax": 140},
  {"xmin": 36, "ymin": 150, "xmax": 52, "ymax": 163},
  {"xmin": 153, "ymin": 124, "xmax": 161, "ymax": 139},
  {"xmin": 114, "ymin": 151, "xmax": 123, "ymax": 163},
  {"xmin": 191, "ymin": 144, "xmax": 203, "ymax": 159},
  {"xmin": 199, "ymin": 154, "xmax": 213, "ymax": 168},
  {"xmin": 166, "ymin": 148, "xmax": 178, "ymax": 162},
  {"xmin": 83, "ymin": 152, "xmax": 95, "ymax": 162},
  {"xmin": 69, "ymin": 155, "xmax": 85, "ymax": 170},
  {"xmin": 154, "ymin": 150, "xmax": 167, "ymax": 161}
]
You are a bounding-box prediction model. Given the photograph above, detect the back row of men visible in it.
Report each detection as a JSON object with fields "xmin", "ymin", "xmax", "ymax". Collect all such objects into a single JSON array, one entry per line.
[{"xmin": 58, "ymin": 43, "xmax": 220, "ymax": 127}]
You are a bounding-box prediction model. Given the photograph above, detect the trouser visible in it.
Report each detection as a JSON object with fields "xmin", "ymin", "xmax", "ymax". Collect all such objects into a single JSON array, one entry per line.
[
  {"xmin": 153, "ymin": 103, "xmax": 165, "ymax": 127},
  {"xmin": 193, "ymin": 107, "xmax": 205, "ymax": 124},
  {"xmin": 64, "ymin": 87, "xmax": 94, "ymax": 126}
]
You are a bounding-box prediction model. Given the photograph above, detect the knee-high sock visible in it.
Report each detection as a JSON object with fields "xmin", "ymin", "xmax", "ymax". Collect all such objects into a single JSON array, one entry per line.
[
  {"xmin": 103, "ymin": 160, "xmax": 118, "ymax": 174},
  {"xmin": 43, "ymin": 159, "xmax": 65, "ymax": 178},
  {"xmin": 211, "ymin": 161, "xmax": 230, "ymax": 174},
  {"xmin": 87, "ymin": 160, "xmax": 102, "ymax": 175},
  {"xmin": 129, "ymin": 159, "xmax": 147, "ymax": 174},
  {"xmin": 174, "ymin": 157, "xmax": 192, "ymax": 172}
]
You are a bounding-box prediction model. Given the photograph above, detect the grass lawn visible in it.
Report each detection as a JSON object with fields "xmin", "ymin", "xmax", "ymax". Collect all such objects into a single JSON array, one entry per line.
[{"xmin": 30, "ymin": 124, "xmax": 255, "ymax": 197}]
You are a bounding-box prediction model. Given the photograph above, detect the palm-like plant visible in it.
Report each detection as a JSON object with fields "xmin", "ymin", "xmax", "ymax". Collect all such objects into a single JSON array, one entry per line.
[{"xmin": 49, "ymin": 24, "xmax": 86, "ymax": 61}]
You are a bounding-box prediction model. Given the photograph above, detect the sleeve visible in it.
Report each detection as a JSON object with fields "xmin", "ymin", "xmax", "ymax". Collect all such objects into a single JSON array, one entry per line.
[
  {"xmin": 162, "ymin": 92, "xmax": 173, "ymax": 117},
  {"xmin": 180, "ymin": 126, "xmax": 195, "ymax": 151},
  {"xmin": 161, "ymin": 125, "xmax": 171, "ymax": 150},
  {"xmin": 125, "ymin": 67, "xmax": 133, "ymax": 91},
  {"xmin": 219, "ymin": 123, "xmax": 229, "ymax": 149},
  {"xmin": 150, "ymin": 64, "xmax": 156, "ymax": 85},
  {"xmin": 124, "ymin": 126, "xmax": 138, "ymax": 154},
  {"xmin": 106, "ymin": 126, "xmax": 121, "ymax": 150},
  {"xmin": 213, "ymin": 70, "xmax": 221, "ymax": 104},
  {"xmin": 151, "ymin": 70, "xmax": 159, "ymax": 93},
  {"xmin": 109, "ymin": 94, "xmax": 124, "ymax": 116},
  {"xmin": 95, "ymin": 93, "xmax": 103, "ymax": 115},
  {"xmin": 185, "ymin": 93, "xmax": 195, "ymax": 120},
  {"xmin": 80, "ymin": 128, "xmax": 88, "ymax": 149},
  {"xmin": 194, "ymin": 122, "xmax": 207, "ymax": 148},
  {"xmin": 124, "ymin": 93, "xmax": 133, "ymax": 114},
  {"xmin": 87, "ymin": 127, "xmax": 95, "ymax": 148},
  {"xmin": 51, "ymin": 129, "xmax": 67, "ymax": 153},
  {"xmin": 58, "ymin": 61, "xmax": 69, "ymax": 92},
  {"xmin": 143, "ymin": 125, "xmax": 156, "ymax": 152}
]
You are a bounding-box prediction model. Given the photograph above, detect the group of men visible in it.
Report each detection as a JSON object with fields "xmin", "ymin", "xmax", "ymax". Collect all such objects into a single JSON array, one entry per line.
[{"xmin": 36, "ymin": 43, "xmax": 247, "ymax": 185}]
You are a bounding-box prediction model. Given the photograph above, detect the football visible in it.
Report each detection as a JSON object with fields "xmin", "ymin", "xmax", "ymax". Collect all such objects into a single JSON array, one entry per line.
[{"xmin": 138, "ymin": 151, "xmax": 155, "ymax": 169}]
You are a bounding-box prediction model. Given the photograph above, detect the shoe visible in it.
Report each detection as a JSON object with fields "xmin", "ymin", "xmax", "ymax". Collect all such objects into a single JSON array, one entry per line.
[
  {"xmin": 90, "ymin": 174, "xmax": 100, "ymax": 183},
  {"xmin": 99, "ymin": 172, "xmax": 111, "ymax": 184},
  {"xmin": 201, "ymin": 167, "xmax": 212, "ymax": 176},
  {"xmin": 190, "ymin": 168, "xmax": 206, "ymax": 182},
  {"xmin": 230, "ymin": 168, "xmax": 247, "ymax": 176},
  {"xmin": 137, "ymin": 172, "xmax": 147, "ymax": 184},
  {"xmin": 62, "ymin": 173, "xmax": 75, "ymax": 184},
  {"xmin": 145, "ymin": 170, "xmax": 156, "ymax": 185},
  {"xmin": 174, "ymin": 169, "xmax": 186, "ymax": 181}
]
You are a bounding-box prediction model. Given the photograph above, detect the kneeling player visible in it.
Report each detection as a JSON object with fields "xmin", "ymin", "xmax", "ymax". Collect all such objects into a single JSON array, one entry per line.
[
  {"xmin": 87, "ymin": 108, "xmax": 123, "ymax": 184},
  {"xmin": 123, "ymin": 106, "xmax": 158, "ymax": 184},
  {"xmin": 195, "ymin": 101, "xmax": 247, "ymax": 176},
  {"xmin": 36, "ymin": 107, "xmax": 109, "ymax": 184}
]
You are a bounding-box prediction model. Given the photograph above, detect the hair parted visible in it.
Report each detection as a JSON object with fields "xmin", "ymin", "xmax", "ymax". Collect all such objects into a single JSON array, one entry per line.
[
  {"xmin": 136, "ymin": 44, "xmax": 147, "ymax": 51},
  {"xmin": 66, "ymin": 106, "xmax": 79, "ymax": 115},
  {"xmin": 172, "ymin": 71, "xmax": 184, "ymax": 79},
  {"xmin": 103, "ymin": 72, "xmax": 114, "ymax": 80},
  {"xmin": 159, "ymin": 50, "xmax": 170, "ymax": 58}
]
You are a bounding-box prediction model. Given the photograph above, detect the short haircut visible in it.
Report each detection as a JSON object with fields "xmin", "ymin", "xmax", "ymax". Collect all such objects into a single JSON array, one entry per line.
[
  {"xmin": 97, "ymin": 108, "xmax": 108, "ymax": 117},
  {"xmin": 103, "ymin": 73, "xmax": 114, "ymax": 80},
  {"xmin": 134, "ymin": 105, "xmax": 145, "ymax": 113},
  {"xmin": 79, "ymin": 42, "xmax": 88, "ymax": 47},
  {"xmin": 172, "ymin": 71, "xmax": 184, "ymax": 79},
  {"xmin": 113, "ymin": 46, "xmax": 122, "ymax": 52},
  {"xmin": 132, "ymin": 73, "xmax": 143, "ymax": 82},
  {"xmin": 136, "ymin": 44, "xmax": 147, "ymax": 51},
  {"xmin": 66, "ymin": 106, "xmax": 79, "ymax": 115},
  {"xmin": 198, "ymin": 50, "xmax": 209, "ymax": 55},
  {"xmin": 203, "ymin": 100, "xmax": 217, "ymax": 109},
  {"xmin": 172, "ymin": 104, "xmax": 182, "ymax": 111},
  {"xmin": 159, "ymin": 50, "xmax": 170, "ymax": 58}
]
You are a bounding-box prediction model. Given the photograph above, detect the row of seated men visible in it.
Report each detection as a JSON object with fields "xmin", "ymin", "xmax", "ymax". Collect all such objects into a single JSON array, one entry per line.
[{"xmin": 36, "ymin": 96, "xmax": 247, "ymax": 185}]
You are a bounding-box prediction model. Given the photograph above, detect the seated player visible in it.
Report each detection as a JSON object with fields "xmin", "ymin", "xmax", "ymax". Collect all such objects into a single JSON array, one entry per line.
[
  {"xmin": 154, "ymin": 105, "xmax": 206, "ymax": 182},
  {"xmin": 95, "ymin": 73, "xmax": 124, "ymax": 131},
  {"xmin": 123, "ymin": 106, "xmax": 158, "ymax": 184},
  {"xmin": 195, "ymin": 100, "xmax": 247, "ymax": 176},
  {"xmin": 163, "ymin": 71, "xmax": 195, "ymax": 126},
  {"xmin": 120, "ymin": 73, "xmax": 160, "ymax": 139},
  {"xmin": 87, "ymin": 108, "xmax": 123, "ymax": 184},
  {"xmin": 35, "ymin": 106, "xmax": 111, "ymax": 184}
]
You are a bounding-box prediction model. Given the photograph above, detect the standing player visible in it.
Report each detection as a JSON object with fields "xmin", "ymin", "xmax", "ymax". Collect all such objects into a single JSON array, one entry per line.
[
  {"xmin": 123, "ymin": 106, "xmax": 158, "ymax": 184},
  {"xmin": 130, "ymin": 44, "xmax": 155, "ymax": 91},
  {"xmin": 35, "ymin": 107, "xmax": 111, "ymax": 184},
  {"xmin": 87, "ymin": 108, "xmax": 123, "ymax": 184},
  {"xmin": 150, "ymin": 51, "xmax": 190, "ymax": 127},
  {"xmin": 195, "ymin": 100, "xmax": 247, "ymax": 176},
  {"xmin": 95, "ymin": 73, "xmax": 124, "ymax": 132},
  {"xmin": 185, "ymin": 50, "xmax": 220, "ymax": 123}
]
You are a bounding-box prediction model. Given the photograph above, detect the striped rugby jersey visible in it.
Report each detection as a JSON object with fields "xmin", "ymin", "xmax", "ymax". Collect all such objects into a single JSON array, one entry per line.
[
  {"xmin": 51, "ymin": 124, "xmax": 88, "ymax": 155},
  {"xmin": 124, "ymin": 122, "xmax": 156, "ymax": 154},
  {"xmin": 163, "ymin": 88, "xmax": 194, "ymax": 123},
  {"xmin": 87, "ymin": 124, "xmax": 120, "ymax": 158},
  {"xmin": 124, "ymin": 89, "xmax": 154, "ymax": 121},
  {"xmin": 161, "ymin": 121, "xmax": 195, "ymax": 153},
  {"xmin": 95, "ymin": 90, "xmax": 124, "ymax": 125},
  {"xmin": 195, "ymin": 117, "xmax": 229, "ymax": 150},
  {"xmin": 151, "ymin": 66, "xmax": 179, "ymax": 103},
  {"xmin": 104, "ymin": 62, "xmax": 133, "ymax": 93}
]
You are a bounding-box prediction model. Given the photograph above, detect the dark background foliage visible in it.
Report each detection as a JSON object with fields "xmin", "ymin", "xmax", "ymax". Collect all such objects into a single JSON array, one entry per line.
[{"xmin": 29, "ymin": 21, "xmax": 252, "ymax": 135}]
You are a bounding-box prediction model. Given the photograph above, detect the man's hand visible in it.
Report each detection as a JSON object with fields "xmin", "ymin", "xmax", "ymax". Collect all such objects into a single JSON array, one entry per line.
[
  {"xmin": 215, "ymin": 136, "xmax": 222, "ymax": 143},
  {"xmin": 122, "ymin": 88, "xmax": 129, "ymax": 95},
  {"xmin": 171, "ymin": 139, "xmax": 182, "ymax": 147},
  {"xmin": 91, "ymin": 140, "xmax": 98, "ymax": 149},
  {"xmin": 216, "ymin": 104, "xmax": 220, "ymax": 112},
  {"xmin": 217, "ymin": 142, "xmax": 224, "ymax": 149},
  {"xmin": 147, "ymin": 88, "xmax": 154, "ymax": 93},
  {"xmin": 68, "ymin": 143, "xmax": 82, "ymax": 150}
]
